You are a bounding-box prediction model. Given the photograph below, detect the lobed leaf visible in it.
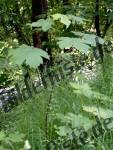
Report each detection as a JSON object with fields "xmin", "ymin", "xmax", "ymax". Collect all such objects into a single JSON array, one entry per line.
[
  {"xmin": 57, "ymin": 37, "xmax": 90, "ymax": 53},
  {"xmin": 31, "ymin": 18, "xmax": 54, "ymax": 32},
  {"xmin": 83, "ymin": 106, "xmax": 113, "ymax": 119},
  {"xmin": 9, "ymin": 44, "xmax": 49, "ymax": 68}
]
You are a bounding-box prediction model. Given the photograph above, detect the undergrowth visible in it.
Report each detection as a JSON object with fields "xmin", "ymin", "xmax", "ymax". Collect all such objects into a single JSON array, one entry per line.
[{"xmin": 1, "ymin": 54, "xmax": 113, "ymax": 150}]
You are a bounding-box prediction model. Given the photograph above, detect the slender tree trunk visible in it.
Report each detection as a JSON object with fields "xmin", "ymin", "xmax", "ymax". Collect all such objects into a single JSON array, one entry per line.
[
  {"xmin": 32, "ymin": 0, "xmax": 52, "ymax": 68},
  {"xmin": 95, "ymin": 0, "xmax": 101, "ymax": 37},
  {"xmin": 95, "ymin": 0, "xmax": 104, "ymax": 61},
  {"xmin": 32, "ymin": 0, "xmax": 48, "ymax": 47}
]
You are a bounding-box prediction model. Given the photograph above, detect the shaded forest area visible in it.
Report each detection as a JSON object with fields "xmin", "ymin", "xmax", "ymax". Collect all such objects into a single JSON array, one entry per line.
[{"xmin": 0, "ymin": 0, "xmax": 113, "ymax": 149}]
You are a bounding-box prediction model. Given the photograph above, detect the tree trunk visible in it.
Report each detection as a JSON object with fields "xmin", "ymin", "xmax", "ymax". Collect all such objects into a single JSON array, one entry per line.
[
  {"xmin": 32, "ymin": 0, "xmax": 48, "ymax": 48},
  {"xmin": 95, "ymin": 0, "xmax": 101, "ymax": 37},
  {"xmin": 32, "ymin": 0, "xmax": 52, "ymax": 68},
  {"xmin": 95, "ymin": 0, "xmax": 104, "ymax": 61}
]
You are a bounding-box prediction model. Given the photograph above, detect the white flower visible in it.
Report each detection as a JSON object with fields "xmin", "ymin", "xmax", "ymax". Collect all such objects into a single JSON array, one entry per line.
[{"xmin": 24, "ymin": 140, "xmax": 31, "ymax": 150}]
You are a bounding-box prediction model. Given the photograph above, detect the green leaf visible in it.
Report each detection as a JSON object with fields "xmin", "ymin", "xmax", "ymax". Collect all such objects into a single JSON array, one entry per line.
[
  {"xmin": 65, "ymin": 113, "xmax": 94, "ymax": 130},
  {"xmin": 56, "ymin": 113, "xmax": 94, "ymax": 131},
  {"xmin": 31, "ymin": 18, "xmax": 54, "ymax": 32},
  {"xmin": 8, "ymin": 132, "xmax": 25, "ymax": 143},
  {"xmin": 57, "ymin": 37, "xmax": 90, "ymax": 53},
  {"xmin": 70, "ymin": 82, "xmax": 93, "ymax": 98},
  {"xmin": 67, "ymin": 15, "xmax": 84, "ymax": 24},
  {"xmin": 52, "ymin": 13, "xmax": 71, "ymax": 28},
  {"xmin": 70, "ymin": 82, "xmax": 113, "ymax": 102},
  {"xmin": 83, "ymin": 106, "xmax": 113, "ymax": 119},
  {"xmin": 52, "ymin": 14, "xmax": 84, "ymax": 28},
  {"xmin": 9, "ymin": 44, "xmax": 49, "ymax": 68},
  {"xmin": 72, "ymin": 32, "xmax": 105, "ymax": 46},
  {"xmin": 56, "ymin": 126, "xmax": 72, "ymax": 137}
]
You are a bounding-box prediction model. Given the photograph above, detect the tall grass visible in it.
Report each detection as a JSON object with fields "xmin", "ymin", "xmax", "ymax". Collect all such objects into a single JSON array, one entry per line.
[{"xmin": 1, "ymin": 54, "xmax": 113, "ymax": 149}]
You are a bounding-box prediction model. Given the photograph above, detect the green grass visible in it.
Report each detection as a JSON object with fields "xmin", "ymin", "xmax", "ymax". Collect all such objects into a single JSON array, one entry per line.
[{"xmin": 1, "ymin": 54, "xmax": 113, "ymax": 149}]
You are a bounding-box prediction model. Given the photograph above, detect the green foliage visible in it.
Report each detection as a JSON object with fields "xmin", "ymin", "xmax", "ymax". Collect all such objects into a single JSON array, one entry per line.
[
  {"xmin": 56, "ymin": 113, "xmax": 95, "ymax": 132},
  {"xmin": 83, "ymin": 106, "xmax": 113, "ymax": 119},
  {"xmin": 52, "ymin": 14, "xmax": 84, "ymax": 28},
  {"xmin": 0, "ymin": 42, "xmax": 8, "ymax": 69},
  {"xmin": 30, "ymin": 18, "xmax": 54, "ymax": 32},
  {"xmin": 0, "ymin": 130, "xmax": 25, "ymax": 149},
  {"xmin": 9, "ymin": 44, "xmax": 49, "ymax": 68},
  {"xmin": 52, "ymin": 13, "xmax": 71, "ymax": 28},
  {"xmin": 70, "ymin": 82, "xmax": 113, "ymax": 103},
  {"xmin": 0, "ymin": 0, "xmax": 113, "ymax": 150},
  {"xmin": 57, "ymin": 32, "xmax": 105, "ymax": 54},
  {"xmin": 57, "ymin": 37, "xmax": 90, "ymax": 53},
  {"xmin": 108, "ymin": 11, "xmax": 113, "ymax": 21},
  {"xmin": 72, "ymin": 32, "xmax": 105, "ymax": 46}
]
